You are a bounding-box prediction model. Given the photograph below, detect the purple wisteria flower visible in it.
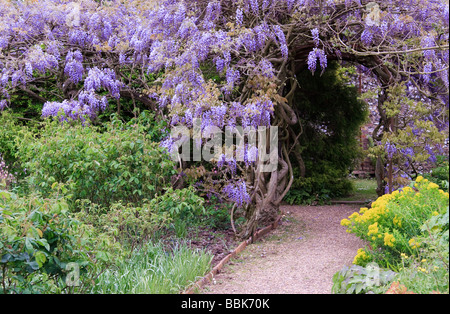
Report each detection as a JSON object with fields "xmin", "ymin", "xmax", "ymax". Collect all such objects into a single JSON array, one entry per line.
[
  {"xmin": 64, "ymin": 50, "xmax": 84, "ymax": 84},
  {"xmin": 257, "ymin": 59, "xmax": 275, "ymax": 78},
  {"xmin": 307, "ymin": 48, "xmax": 327, "ymax": 75},
  {"xmin": 222, "ymin": 180, "xmax": 251, "ymax": 207},
  {"xmin": 249, "ymin": 0, "xmax": 259, "ymax": 15},
  {"xmin": 385, "ymin": 141, "xmax": 397, "ymax": 160},
  {"xmin": 361, "ymin": 28, "xmax": 374, "ymax": 46},
  {"xmin": 311, "ymin": 28, "xmax": 320, "ymax": 47},
  {"xmin": 84, "ymin": 67, "xmax": 122, "ymax": 99},
  {"xmin": 236, "ymin": 8, "xmax": 244, "ymax": 26},
  {"xmin": 272, "ymin": 25, "xmax": 288, "ymax": 60},
  {"xmin": 42, "ymin": 99, "xmax": 91, "ymax": 122},
  {"xmin": 0, "ymin": 99, "xmax": 8, "ymax": 111},
  {"xmin": 422, "ymin": 62, "xmax": 433, "ymax": 84}
]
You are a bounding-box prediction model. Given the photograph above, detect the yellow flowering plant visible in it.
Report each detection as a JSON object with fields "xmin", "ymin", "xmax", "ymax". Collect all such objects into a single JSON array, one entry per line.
[{"xmin": 341, "ymin": 176, "xmax": 449, "ymax": 268}]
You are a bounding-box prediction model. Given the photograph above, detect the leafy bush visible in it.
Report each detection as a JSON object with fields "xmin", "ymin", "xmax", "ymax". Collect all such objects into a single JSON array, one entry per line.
[
  {"xmin": 0, "ymin": 111, "xmax": 36, "ymax": 184},
  {"xmin": 0, "ymin": 111, "xmax": 22, "ymax": 168},
  {"xmin": 75, "ymin": 199, "xmax": 171, "ymax": 251},
  {"xmin": 335, "ymin": 206, "xmax": 449, "ymax": 294},
  {"xmin": 202, "ymin": 196, "xmax": 233, "ymax": 230},
  {"xmin": 390, "ymin": 208, "xmax": 449, "ymax": 294},
  {"xmin": 17, "ymin": 115, "xmax": 176, "ymax": 209},
  {"xmin": 423, "ymin": 156, "xmax": 449, "ymax": 192},
  {"xmin": 150, "ymin": 187, "xmax": 206, "ymax": 238},
  {"xmin": 0, "ymin": 186, "xmax": 118, "ymax": 293},
  {"xmin": 76, "ymin": 186, "xmax": 206, "ymax": 244},
  {"xmin": 331, "ymin": 263, "xmax": 396, "ymax": 294},
  {"xmin": 285, "ymin": 166, "xmax": 353, "ymax": 205},
  {"xmin": 341, "ymin": 176, "xmax": 449, "ymax": 269}
]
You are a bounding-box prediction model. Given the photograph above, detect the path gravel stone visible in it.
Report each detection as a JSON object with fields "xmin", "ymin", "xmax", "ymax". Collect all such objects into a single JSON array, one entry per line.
[{"xmin": 200, "ymin": 204, "xmax": 366, "ymax": 294}]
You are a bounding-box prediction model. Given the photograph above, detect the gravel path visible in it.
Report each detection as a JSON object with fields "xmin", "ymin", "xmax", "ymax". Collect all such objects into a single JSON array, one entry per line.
[{"xmin": 200, "ymin": 204, "xmax": 366, "ymax": 294}]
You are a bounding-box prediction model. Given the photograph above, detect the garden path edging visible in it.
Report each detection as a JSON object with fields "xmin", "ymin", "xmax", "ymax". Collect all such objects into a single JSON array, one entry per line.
[{"xmin": 182, "ymin": 216, "xmax": 282, "ymax": 294}]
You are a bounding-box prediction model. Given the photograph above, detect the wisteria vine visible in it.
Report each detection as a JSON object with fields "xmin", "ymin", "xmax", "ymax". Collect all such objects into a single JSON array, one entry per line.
[{"xmin": 0, "ymin": 0, "xmax": 448, "ymax": 237}]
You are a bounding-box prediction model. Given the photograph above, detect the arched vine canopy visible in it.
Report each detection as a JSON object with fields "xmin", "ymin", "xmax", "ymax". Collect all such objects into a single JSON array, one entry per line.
[{"xmin": 0, "ymin": 0, "xmax": 448, "ymax": 238}]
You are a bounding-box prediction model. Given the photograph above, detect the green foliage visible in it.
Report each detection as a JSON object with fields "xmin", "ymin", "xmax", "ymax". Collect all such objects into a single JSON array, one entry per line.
[
  {"xmin": 287, "ymin": 62, "xmax": 367, "ymax": 204},
  {"xmin": 76, "ymin": 186, "xmax": 206, "ymax": 244},
  {"xmin": 75, "ymin": 199, "xmax": 172, "ymax": 251},
  {"xmin": 391, "ymin": 210, "xmax": 449, "ymax": 294},
  {"xmin": 16, "ymin": 114, "xmax": 176, "ymax": 209},
  {"xmin": 0, "ymin": 111, "xmax": 38, "ymax": 182},
  {"xmin": 331, "ymin": 264, "xmax": 396, "ymax": 294},
  {"xmin": 285, "ymin": 166, "xmax": 353, "ymax": 205},
  {"xmin": 152, "ymin": 187, "xmax": 206, "ymax": 221},
  {"xmin": 0, "ymin": 186, "xmax": 118, "ymax": 293},
  {"xmin": 151, "ymin": 187, "xmax": 206, "ymax": 237},
  {"xmin": 202, "ymin": 196, "xmax": 233, "ymax": 230},
  {"xmin": 90, "ymin": 241, "xmax": 212, "ymax": 294},
  {"xmin": 422, "ymin": 156, "xmax": 449, "ymax": 192},
  {"xmin": 334, "ymin": 206, "xmax": 449, "ymax": 294},
  {"xmin": 342, "ymin": 176, "xmax": 449, "ymax": 269},
  {"xmin": 295, "ymin": 62, "xmax": 367, "ymax": 172}
]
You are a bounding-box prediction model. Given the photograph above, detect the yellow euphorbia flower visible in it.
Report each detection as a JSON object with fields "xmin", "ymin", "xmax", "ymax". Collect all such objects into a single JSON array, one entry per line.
[
  {"xmin": 349, "ymin": 212, "xmax": 360, "ymax": 220},
  {"xmin": 384, "ymin": 233, "xmax": 395, "ymax": 247},
  {"xmin": 393, "ymin": 216, "xmax": 402, "ymax": 227},
  {"xmin": 340, "ymin": 218, "xmax": 351, "ymax": 227},
  {"xmin": 353, "ymin": 248, "xmax": 369, "ymax": 265},
  {"xmin": 402, "ymin": 186, "xmax": 413, "ymax": 193},
  {"xmin": 409, "ymin": 238, "xmax": 420, "ymax": 249},
  {"xmin": 367, "ymin": 222, "xmax": 378, "ymax": 235}
]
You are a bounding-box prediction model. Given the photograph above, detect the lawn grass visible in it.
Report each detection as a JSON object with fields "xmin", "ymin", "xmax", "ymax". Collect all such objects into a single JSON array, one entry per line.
[{"xmin": 335, "ymin": 178, "xmax": 378, "ymax": 202}]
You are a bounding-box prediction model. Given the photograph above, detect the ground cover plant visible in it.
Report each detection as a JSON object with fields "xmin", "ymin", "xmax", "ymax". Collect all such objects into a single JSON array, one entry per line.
[
  {"xmin": 336, "ymin": 175, "xmax": 449, "ymax": 294},
  {"xmin": 90, "ymin": 241, "xmax": 212, "ymax": 294}
]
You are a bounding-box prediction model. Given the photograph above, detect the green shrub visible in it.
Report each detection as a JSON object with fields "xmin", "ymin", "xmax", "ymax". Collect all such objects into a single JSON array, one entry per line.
[
  {"xmin": 0, "ymin": 110, "xmax": 37, "ymax": 183},
  {"xmin": 75, "ymin": 186, "xmax": 206, "ymax": 245},
  {"xmin": 0, "ymin": 186, "xmax": 118, "ymax": 293},
  {"xmin": 16, "ymin": 115, "xmax": 176, "ymax": 209},
  {"xmin": 151, "ymin": 187, "xmax": 206, "ymax": 237},
  {"xmin": 423, "ymin": 156, "xmax": 449, "ymax": 192},
  {"xmin": 75, "ymin": 199, "xmax": 172, "ymax": 251},
  {"xmin": 285, "ymin": 166, "xmax": 353, "ymax": 205},
  {"xmin": 334, "ymin": 207, "xmax": 449, "ymax": 294},
  {"xmin": 341, "ymin": 176, "xmax": 449, "ymax": 269},
  {"xmin": 331, "ymin": 263, "xmax": 396, "ymax": 294},
  {"xmin": 202, "ymin": 196, "xmax": 233, "ymax": 230}
]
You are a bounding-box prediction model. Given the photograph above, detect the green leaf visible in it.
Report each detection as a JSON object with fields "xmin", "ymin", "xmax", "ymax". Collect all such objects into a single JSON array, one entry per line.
[
  {"xmin": 26, "ymin": 261, "xmax": 40, "ymax": 271},
  {"xmin": 35, "ymin": 251, "xmax": 46, "ymax": 268},
  {"xmin": 35, "ymin": 239, "xmax": 50, "ymax": 251},
  {"xmin": 0, "ymin": 191, "xmax": 11, "ymax": 200},
  {"xmin": 25, "ymin": 237, "xmax": 34, "ymax": 252}
]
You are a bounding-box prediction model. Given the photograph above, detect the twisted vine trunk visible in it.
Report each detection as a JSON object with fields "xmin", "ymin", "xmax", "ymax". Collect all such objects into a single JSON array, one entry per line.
[{"xmin": 239, "ymin": 111, "xmax": 295, "ymax": 239}]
